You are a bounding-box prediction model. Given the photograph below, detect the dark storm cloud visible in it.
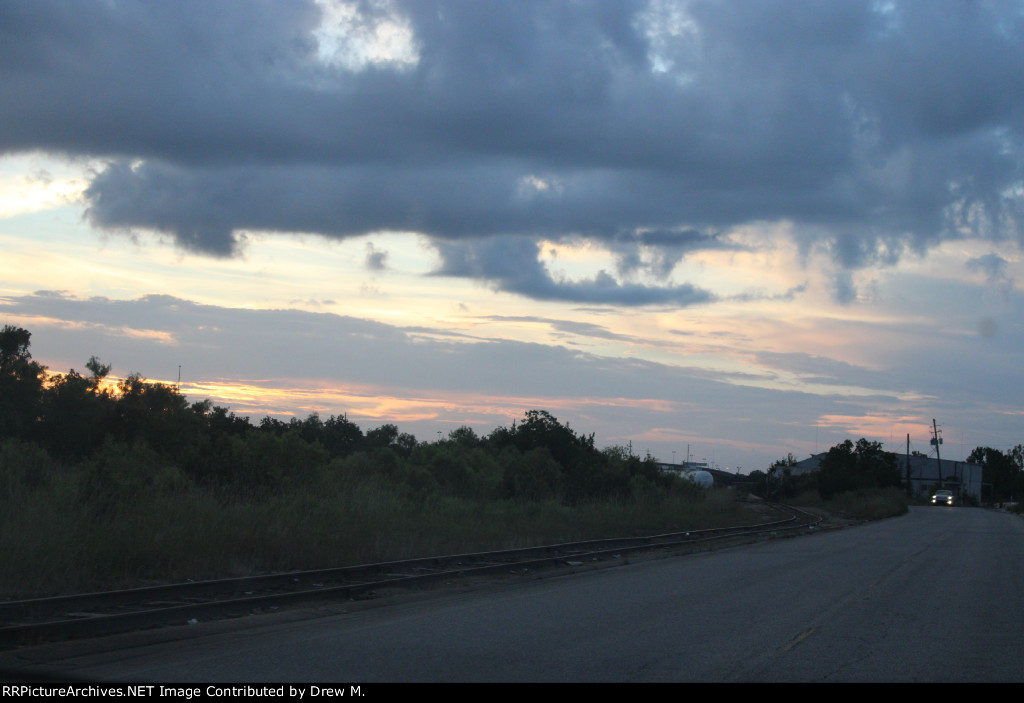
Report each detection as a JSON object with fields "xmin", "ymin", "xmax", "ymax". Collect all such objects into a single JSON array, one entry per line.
[{"xmin": 4, "ymin": 0, "xmax": 1024, "ymax": 301}]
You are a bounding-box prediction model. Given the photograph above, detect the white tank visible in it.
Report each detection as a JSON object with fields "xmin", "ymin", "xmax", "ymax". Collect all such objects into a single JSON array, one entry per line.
[{"xmin": 686, "ymin": 470, "xmax": 714, "ymax": 488}]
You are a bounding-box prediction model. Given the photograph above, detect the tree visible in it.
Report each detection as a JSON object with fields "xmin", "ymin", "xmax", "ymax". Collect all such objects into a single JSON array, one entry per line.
[
  {"xmin": 492, "ymin": 410, "xmax": 624, "ymax": 503},
  {"xmin": 502, "ymin": 410, "xmax": 595, "ymax": 469},
  {"xmin": 968, "ymin": 447, "xmax": 1023, "ymax": 502},
  {"xmin": 447, "ymin": 425, "xmax": 480, "ymax": 448},
  {"xmin": 0, "ymin": 325, "xmax": 34, "ymax": 373},
  {"xmin": 394, "ymin": 431, "xmax": 418, "ymax": 457},
  {"xmin": 38, "ymin": 368, "xmax": 113, "ymax": 459},
  {"xmin": 200, "ymin": 402, "xmax": 253, "ymax": 438},
  {"xmin": 753, "ymin": 453, "xmax": 801, "ymax": 500},
  {"xmin": 113, "ymin": 372, "xmax": 196, "ymax": 458},
  {"xmin": 36, "ymin": 356, "xmax": 116, "ymax": 459},
  {"xmin": 817, "ymin": 438, "xmax": 899, "ymax": 499},
  {"xmin": 85, "ymin": 355, "xmax": 112, "ymax": 390},
  {"xmin": 365, "ymin": 423, "xmax": 400, "ymax": 450},
  {"xmin": 258, "ymin": 416, "xmax": 290, "ymax": 435},
  {"xmin": 747, "ymin": 469, "xmax": 768, "ymax": 497},
  {"xmin": 502, "ymin": 447, "xmax": 564, "ymax": 502},
  {"xmin": 320, "ymin": 414, "xmax": 363, "ymax": 457},
  {"xmin": 0, "ymin": 325, "xmax": 47, "ymax": 440}
]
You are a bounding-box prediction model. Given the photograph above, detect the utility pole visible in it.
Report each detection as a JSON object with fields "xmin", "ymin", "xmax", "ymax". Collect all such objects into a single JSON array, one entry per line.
[
  {"xmin": 931, "ymin": 419, "xmax": 944, "ymax": 489},
  {"xmin": 906, "ymin": 433, "xmax": 911, "ymax": 497}
]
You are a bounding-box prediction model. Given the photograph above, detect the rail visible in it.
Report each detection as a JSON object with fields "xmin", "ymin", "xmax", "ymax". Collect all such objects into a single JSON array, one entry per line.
[{"xmin": 0, "ymin": 503, "xmax": 821, "ymax": 648}]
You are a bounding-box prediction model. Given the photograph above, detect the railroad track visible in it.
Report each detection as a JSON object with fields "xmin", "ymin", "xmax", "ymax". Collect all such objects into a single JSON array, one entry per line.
[{"xmin": 0, "ymin": 503, "xmax": 821, "ymax": 648}]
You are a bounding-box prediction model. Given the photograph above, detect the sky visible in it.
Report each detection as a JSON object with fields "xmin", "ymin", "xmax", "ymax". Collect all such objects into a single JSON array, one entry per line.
[{"xmin": 2, "ymin": 0, "xmax": 1022, "ymax": 472}]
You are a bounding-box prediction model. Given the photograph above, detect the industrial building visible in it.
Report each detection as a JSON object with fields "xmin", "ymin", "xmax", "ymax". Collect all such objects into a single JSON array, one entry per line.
[{"xmin": 787, "ymin": 452, "xmax": 983, "ymax": 502}]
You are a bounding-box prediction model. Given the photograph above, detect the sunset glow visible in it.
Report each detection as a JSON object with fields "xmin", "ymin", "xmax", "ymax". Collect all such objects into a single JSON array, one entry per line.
[{"xmin": 3, "ymin": 1, "xmax": 1022, "ymax": 470}]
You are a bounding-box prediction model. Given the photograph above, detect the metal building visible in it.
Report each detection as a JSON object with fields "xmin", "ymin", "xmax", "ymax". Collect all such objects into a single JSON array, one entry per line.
[{"xmin": 786, "ymin": 452, "xmax": 983, "ymax": 502}]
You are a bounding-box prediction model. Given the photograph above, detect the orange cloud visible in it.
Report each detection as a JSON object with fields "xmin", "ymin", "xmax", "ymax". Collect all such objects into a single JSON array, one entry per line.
[
  {"xmin": 815, "ymin": 413, "xmax": 932, "ymax": 444},
  {"xmin": 179, "ymin": 378, "xmax": 686, "ymax": 428}
]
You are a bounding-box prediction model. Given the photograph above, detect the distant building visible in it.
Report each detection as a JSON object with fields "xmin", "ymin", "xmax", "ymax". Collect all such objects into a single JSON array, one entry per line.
[
  {"xmin": 654, "ymin": 460, "xmax": 709, "ymax": 474},
  {"xmin": 786, "ymin": 452, "xmax": 983, "ymax": 501},
  {"xmin": 655, "ymin": 462, "xmax": 745, "ymax": 487}
]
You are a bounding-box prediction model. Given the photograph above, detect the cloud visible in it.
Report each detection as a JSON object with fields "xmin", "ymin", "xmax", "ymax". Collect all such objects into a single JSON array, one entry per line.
[
  {"xmin": 477, "ymin": 315, "xmax": 635, "ymax": 344},
  {"xmin": 0, "ymin": 290, "xmax": 737, "ymax": 411},
  {"xmin": 364, "ymin": 242, "xmax": 388, "ymax": 271},
  {"xmin": 3, "ymin": 286, "xmax": 1022, "ymax": 467},
  {"xmin": 978, "ymin": 316, "xmax": 998, "ymax": 339},
  {"xmin": 611, "ymin": 227, "xmax": 733, "ymax": 279},
  {"xmin": 433, "ymin": 236, "xmax": 715, "ymax": 306},
  {"xmin": 4, "ymin": 0, "xmax": 1024, "ymax": 301},
  {"xmin": 0, "ymin": 289, "xmax": 853, "ymax": 467},
  {"xmin": 967, "ymin": 252, "xmax": 1015, "ymax": 296},
  {"xmin": 751, "ymin": 350, "xmax": 891, "ymax": 391},
  {"xmin": 830, "ymin": 269, "xmax": 859, "ymax": 305}
]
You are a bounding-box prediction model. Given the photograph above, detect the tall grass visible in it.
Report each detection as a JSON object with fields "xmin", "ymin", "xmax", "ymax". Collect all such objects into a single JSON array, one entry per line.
[
  {"xmin": 825, "ymin": 486, "xmax": 908, "ymax": 520},
  {"xmin": 0, "ymin": 449, "xmax": 748, "ymax": 599},
  {"xmin": 785, "ymin": 486, "xmax": 908, "ymax": 521}
]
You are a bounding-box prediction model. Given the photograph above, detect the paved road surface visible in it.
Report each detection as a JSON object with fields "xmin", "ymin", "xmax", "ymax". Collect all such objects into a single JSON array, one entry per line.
[{"xmin": 7, "ymin": 506, "xmax": 1024, "ymax": 681}]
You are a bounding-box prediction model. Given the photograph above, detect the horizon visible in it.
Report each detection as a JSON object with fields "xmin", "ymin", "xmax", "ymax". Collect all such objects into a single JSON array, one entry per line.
[{"xmin": 3, "ymin": 0, "xmax": 1022, "ymax": 471}]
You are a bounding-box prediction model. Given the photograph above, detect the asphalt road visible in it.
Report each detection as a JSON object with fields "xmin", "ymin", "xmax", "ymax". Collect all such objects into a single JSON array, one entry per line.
[{"xmin": 7, "ymin": 506, "xmax": 1024, "ymax": 682}]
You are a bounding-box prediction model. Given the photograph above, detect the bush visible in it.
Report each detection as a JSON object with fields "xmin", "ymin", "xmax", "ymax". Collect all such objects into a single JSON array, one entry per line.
[
  {"xmin": 0, "ymin": 438, "xmax": 58, "ymax": 496},
  {"xmin": 825, "ymin": 487, "xmax": 908, "ymax": 520},
  {"xmin": 81, "ymin": 440, "xmax": 191, "ymax": 511},
  {"xmin": 502, "ymin": 447, "xmax": 564, "ymax": 502}
]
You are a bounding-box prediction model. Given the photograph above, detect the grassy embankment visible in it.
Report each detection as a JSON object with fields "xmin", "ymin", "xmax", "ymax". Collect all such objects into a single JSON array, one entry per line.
[
  {"xmin": 785, "ymin": 486, "xmax": 909, "ymax": 521},
  {"xmin": 1, "ymin": 438, "xmax": 911, "ymax": 599},
  {"xmin": 0, "ymin": 440, "xmax": 745, "ymax": 599}
]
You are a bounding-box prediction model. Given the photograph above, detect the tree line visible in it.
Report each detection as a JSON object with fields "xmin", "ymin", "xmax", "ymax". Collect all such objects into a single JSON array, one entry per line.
[
  {"xmin": 748, "ymin": 437, "xmax": 1024, "ymax": 504},
  {"xmin": 746, "ymin": 440, "xmax": 903, "ymax": 502},
  {"xmin": 9, "ymin": 323, "xmax": 1018, "ymax": 506},
  {"xmin": 0, "ymin": 325, "xmax": 697, "ymax": 505}
]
